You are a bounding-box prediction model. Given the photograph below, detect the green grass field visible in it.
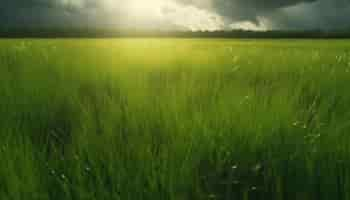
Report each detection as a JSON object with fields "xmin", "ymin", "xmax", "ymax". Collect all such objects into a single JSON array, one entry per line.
[{"xmin": 1, "ymin": 39, "xmax": 350, "ymax": 200}]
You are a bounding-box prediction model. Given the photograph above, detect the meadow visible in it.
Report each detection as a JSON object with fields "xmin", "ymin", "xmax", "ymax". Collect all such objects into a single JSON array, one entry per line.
[{"xmin": 1, "ymin": 38, "xmax": 350, "ymax": 200}]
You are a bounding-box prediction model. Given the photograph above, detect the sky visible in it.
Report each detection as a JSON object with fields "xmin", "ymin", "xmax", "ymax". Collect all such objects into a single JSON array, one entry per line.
[{"xmin": 0, "ymin": 0, "xmax": 349, "ymax": 31}]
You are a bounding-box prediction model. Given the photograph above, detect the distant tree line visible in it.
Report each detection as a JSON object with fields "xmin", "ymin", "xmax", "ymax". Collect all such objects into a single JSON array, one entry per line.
[{"xmin": 1, "ymin": 28, "xmax": 350, "ymax": 38}]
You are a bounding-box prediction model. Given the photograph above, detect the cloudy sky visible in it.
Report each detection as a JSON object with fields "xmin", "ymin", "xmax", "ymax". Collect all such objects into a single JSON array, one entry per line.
[{"xmin": 1, "ymin": 0, "xmax": 349, "ymax": 31}]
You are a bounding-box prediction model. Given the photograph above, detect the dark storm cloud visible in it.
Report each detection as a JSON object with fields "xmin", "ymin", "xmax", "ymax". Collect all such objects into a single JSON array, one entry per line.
[
  {"xmin": 176, "ymin": 0, "xmax": 350, "ymax": 29},
  {"xmin": 1, "ymin": 0, "xmax": 84, "ymax": 11},
  {"xmin": 0, "ymin": 0, "xmax": 130, "ymax": 30},
  {"xmin": 216, "ymin": 0, "xmax": 317, "ymax": 22},
  {"xmin": 0, "ymin": 0, "xmax": 81, "ymax": 28},
  {"xmin": 177, "ymin": 0, "xmax": 316, "ymax": 22},
  {"xmin": 267, "ymin": 0, "xmax": 350, "ymax": 30}
]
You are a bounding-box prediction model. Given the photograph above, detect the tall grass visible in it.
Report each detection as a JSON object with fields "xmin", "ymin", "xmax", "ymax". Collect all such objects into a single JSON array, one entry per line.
[{"xmin": 1, "ymin": 39, "xmax": 350, "ymax": 199}]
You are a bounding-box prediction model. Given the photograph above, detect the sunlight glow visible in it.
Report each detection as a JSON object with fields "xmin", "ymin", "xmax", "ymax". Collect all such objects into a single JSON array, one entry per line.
[
  {"xmin": 229, "ymin": 20, "xmax": 268, "ymax": 31},
  {"xmin": 104, "ymin": 0, "xmax": 224, "ymax": 31},
  {"xmin": 124, "ymin": 0, "xmax": 166, "ymax": 19}
]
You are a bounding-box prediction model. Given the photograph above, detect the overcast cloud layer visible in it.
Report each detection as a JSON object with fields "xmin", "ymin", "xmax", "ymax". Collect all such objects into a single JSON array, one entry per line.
[{"xmin": 0, "ymin": 0, "xmax": 349, "ymax": 31}]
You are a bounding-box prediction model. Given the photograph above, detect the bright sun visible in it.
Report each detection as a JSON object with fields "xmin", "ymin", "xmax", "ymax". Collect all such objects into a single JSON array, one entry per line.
[{"xmin": 125, "ymin": 0, "xmax": 166, "ymax": 19}]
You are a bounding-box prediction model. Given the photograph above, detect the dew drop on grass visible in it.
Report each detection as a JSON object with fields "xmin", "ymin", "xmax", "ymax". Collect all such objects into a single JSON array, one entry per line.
[
  {"xmin": 252, "ymin": 163, "xmax": 262, "ymax": 172},
  {"xmin": 233, "ymin": 180, "xmax": 240, "ymax": 185}
]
